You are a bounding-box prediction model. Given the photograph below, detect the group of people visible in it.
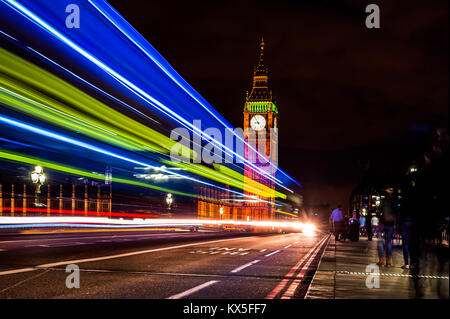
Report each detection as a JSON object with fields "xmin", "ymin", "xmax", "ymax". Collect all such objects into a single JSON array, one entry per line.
[
  {"xmin": 329, "ymin": 188, "xmax": 411, "ymax": 269},
  {"xmin": 329, "ymin": 205, "xmax": 361, "ymax": 242}
]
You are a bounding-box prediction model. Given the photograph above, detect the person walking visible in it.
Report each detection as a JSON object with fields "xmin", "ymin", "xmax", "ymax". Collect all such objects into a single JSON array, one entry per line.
[
  {"xmin": 348, "ymin": 211, "xmax": 360, "ymax": 242},
  {"xmin": 359, "ymin": 214, "xmax": 366, "ymax": 236},
  {"xmin": 377, "ymin": 188, "xmax": 397, "ymax": 267},
  {"xmin": 399, "ymin": 218, "xmax": 413, "ymax": 269},
  {"xmin": 329, "ymin": 205, "xmax": 344, "ymax": 241},
  {"xmin": 366, "ymin": 213, "xmax": 373, "ymax": 241}
]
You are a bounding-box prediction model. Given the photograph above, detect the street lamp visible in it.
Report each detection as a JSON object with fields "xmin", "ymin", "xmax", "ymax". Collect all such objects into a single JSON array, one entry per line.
[
  {"xmin": 375, "ymin": 196, "xmax": 381, "ymax": 206},
  {"xmin": 166, "ymin": 193, "xmax": 173, "ymax": 211},
  {"xmin": 219, "ymin": 206, "xmax": 223, "ymax": 220},
  {"xmin": 31, "ymin": 165, "xmax": 46, "ymax": 207}
]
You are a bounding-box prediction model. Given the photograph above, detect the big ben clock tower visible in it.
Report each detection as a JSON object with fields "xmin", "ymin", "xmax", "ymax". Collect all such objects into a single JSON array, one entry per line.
[{"xmin": 243, "ymin": 38, "xmax": 278, "ymax": 221}]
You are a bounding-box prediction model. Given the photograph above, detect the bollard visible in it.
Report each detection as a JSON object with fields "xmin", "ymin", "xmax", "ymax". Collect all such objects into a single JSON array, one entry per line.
[
  {"xmin": 84, "ymin": 184, "xmax": 88, "ymax": 216},
  {"xmin": 72, "ymin": 184, "xmax": 75, "ymax": 215},
  {"xmin": 0, "ymin": 184, "xmax": 2, "ymax": 216},
  {"xmin": 97, "ymin": 184, "xmax": 100, "ymax": 216},
  {"xmin": 11, "ymin": 184, "xmax": 15, "ymax": 216},
  {"xmin": 47, "ymin": 184, "xmax": 51, "ymax": 216},
  {"xmin": 59, "ymin": 184, "xmax": 63, "ymax": 214},
  {"xmin": 23, "ymin": 184, "xmax": 26, "ymax": 216}
]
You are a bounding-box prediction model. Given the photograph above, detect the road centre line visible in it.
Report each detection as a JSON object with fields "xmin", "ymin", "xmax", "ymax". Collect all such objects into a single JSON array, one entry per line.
[
  {"xmin": 284, "ymin": 244, "xmax": 292, "ymax": 249},
  {"xmin": 167, "ymin": 280, "xmax": 219, "ymax": 299},
  {"xmin": 230, "ymin": 260, "xmax": 261, "ymax": 273},
  {"xmin": 265, "ymin": 250, "xmax": 281, "ymax": 257},
  {"xmin": 0, "ymin": 236, "xmax": 250, "ymax": 276}
]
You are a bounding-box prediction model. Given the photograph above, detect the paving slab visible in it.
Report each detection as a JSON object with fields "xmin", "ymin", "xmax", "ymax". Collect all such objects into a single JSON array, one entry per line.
[{"xmin": 306, "ymin": 235, "xmax": 449, "ymax": 299}]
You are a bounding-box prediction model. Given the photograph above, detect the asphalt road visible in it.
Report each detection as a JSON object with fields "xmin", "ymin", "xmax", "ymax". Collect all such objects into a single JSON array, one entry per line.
[{"xmin": 0, "ymin": 229, "xmax": 330, "ymax": 299}]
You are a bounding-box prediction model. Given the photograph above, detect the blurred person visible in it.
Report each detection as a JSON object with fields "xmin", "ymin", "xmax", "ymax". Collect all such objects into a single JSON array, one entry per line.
[
  {"xmin": 366, "ymin": 213, "xmax": 373, "ymax": 241},
  {"xmin": 371, "ymin": 214, "xmax": 379, "ymax": 237},
  {"xmin": 329, "ymin": 205, "xmax": 344, "ymax": 241},
  {"xmin": 359, "ymin": 214, "xmax": 366, "ymax": 236},
  {"xmin": 376, "ymin": 188, "xmax": 397, "ymax": 267},
  {"xmin": 399, "ymin": 215, "xmax": 413, "ymax": 269},
  {"xmin": 348, "ymin": 211, "xmax": 360, "ymax": 242}
]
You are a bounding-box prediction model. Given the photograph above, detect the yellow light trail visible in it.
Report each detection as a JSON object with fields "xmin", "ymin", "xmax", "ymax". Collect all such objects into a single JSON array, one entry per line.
[{"xmin": 0, "ymin": 47, "xmax": 287, "ymax": 200}]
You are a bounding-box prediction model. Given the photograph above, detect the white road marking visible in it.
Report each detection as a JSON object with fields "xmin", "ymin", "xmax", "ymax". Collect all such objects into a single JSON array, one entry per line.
[
  {"xmin": 259, "ymin": 249, "xmax": 267, "ymax": 252},
  {"xmin": 0, "ymin": 236, "xmax": 248, "ymax": 276},
  {"xmin": 230, "ymin": 260, "xmax": 261, "ymax": 273},
  {"xmin": 167, "ymin": 280, "xmax": 219, "ymax": 299},
  {"xmin": 265, "ymin": 250, "xmax": 281, "ymax": 257},
  {"xmin": 284, "ymin": 244, "xmax": 292, "ymax": 249},
  {"xmin": 336, "ymin": 270, "xmax": 449, "ymax": 280}
]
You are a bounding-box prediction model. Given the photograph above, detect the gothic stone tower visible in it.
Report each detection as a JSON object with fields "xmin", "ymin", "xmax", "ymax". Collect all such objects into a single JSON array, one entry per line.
[{"xmin": 243, "ymin": 38, "xmax": 278, "ymax": 221}]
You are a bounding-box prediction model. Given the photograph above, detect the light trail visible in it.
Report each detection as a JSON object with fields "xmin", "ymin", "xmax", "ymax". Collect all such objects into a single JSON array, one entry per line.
[
  {"xmin": 2, "ymin": 0, "xmax": 295, "ymax": 193},
  {"xmin": 0, "ymin": 216, "xmax": 311, "ymax": 231},
  {"xmin": 0, "ymin": 149, "xmax": 195, "ymax": 197},
  {"xmin": 0, "ymin": 47, "xmax": 285, "ymax": 200},
  {"xmin": 0, "ymin": 207, "xmax": 158, "ymax": 219},
  {"xmin": 88, "ymin": 0, "xmax": 300, "ymax": 188}
]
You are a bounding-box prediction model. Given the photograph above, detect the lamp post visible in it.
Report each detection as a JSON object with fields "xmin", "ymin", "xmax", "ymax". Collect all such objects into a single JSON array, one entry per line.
[
  {"xmin": 31, "ymin": 166, "xmax": 46, "ymax": 208},
  {"xmin": 166, "ymin": 193, "xmax": 173, "ymax": 216}
]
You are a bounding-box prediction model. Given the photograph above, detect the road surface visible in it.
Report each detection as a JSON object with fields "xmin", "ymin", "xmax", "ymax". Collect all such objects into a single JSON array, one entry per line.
[{"xmin": 0, "ymin": 229, "xmax": 330, "ymax": 298}]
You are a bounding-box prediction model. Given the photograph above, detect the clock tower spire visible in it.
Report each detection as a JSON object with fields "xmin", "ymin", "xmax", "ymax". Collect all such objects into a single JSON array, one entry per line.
[{"xmin": 245, "ymin": 38, "xmax": 276, "ymax": 106}]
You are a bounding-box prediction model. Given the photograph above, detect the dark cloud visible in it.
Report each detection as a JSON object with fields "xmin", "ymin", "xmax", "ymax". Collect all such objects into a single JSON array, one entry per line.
[{"xmin": 109, "ymin": 0, "xmax": 448, "ymax": 207}]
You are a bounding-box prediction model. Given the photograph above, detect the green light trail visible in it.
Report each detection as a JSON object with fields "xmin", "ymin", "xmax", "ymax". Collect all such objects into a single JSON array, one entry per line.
[{"xmin": 0, "ymin": 47, "xmax": 287, "ymax": 200}]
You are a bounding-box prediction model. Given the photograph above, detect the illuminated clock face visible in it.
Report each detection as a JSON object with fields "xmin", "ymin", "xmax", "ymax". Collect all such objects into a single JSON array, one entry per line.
[{"xmin": 250, "ymin": 115, "xmax": 266, "ymax": 131}]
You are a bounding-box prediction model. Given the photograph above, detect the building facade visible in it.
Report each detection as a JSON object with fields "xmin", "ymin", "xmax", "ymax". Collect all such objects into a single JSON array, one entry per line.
[{"xmin": 198, "ymin": 39, "xmax": 278, "ymax": 221}]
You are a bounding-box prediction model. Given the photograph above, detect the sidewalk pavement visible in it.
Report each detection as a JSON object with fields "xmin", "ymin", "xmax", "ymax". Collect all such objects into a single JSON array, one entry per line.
[{"xmin": 306, "ymin": 234, "xmax": 449, "ymax": 299}]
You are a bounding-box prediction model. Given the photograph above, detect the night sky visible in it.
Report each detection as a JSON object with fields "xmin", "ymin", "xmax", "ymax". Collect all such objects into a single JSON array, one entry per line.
[{"xmin": 108, "ymin": 0, "xmax": 449, "ymax": 210}]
